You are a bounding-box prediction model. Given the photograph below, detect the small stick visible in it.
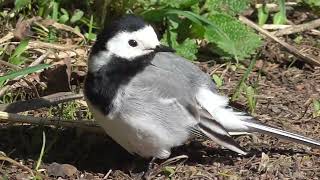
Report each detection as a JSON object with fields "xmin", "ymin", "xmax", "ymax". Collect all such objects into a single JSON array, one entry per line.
[
  {"xmin": 0, "ymin": 92, "xmax": 84, "ymax": 113},
  {"xmin": 29, "ymin": 50, "xmax": 51, "ymax": 67},
  {"xmin": 308, "ymin": 29, "xmax": 320, "ymax": 36},
  {"xmin": 262, "ymin": 24, "xmax": 291, "ymax": 30},
  {"xmin": 239, "ymin": 15, "xmax": 320, "ymax": 67},
  {"xmin": 0, "ymin": 155, "xmax": 35, "ymax": 177},
  {"xmin": 275, "ymin": 19, "xmax": 320, "ymax": 36},
  {"xmin": 0, "ymin": 111, "xmax": 103, "ymax": 133},
  {"xmin": 0, "ymin": 59, "xmax": 21, "ymax": 70},
  {"xmin": 0, "ymin": 32, "xmax": 14, "ymax": 44},
  {"xmin": 255, "ymin": 2, "xmax": 297, "ymax": 9}
]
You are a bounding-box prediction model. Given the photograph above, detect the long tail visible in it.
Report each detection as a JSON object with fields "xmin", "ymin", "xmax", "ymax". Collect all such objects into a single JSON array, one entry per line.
[
  {"xmin": 196, "ymin": 88, "xmax": 320, "ymax": 149},
  {"xmin": 196, "ymin": 113, "xmax": 247, "ymax": 155},
  {"xmin": 242, "ymin": 119, "xmax": 320, "ymax": 148}
]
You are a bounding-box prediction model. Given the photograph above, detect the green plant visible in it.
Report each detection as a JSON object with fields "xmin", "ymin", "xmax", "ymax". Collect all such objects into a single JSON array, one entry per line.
[
  {"xmin": 245, "ymin": 85, "xmax": 257, "ymax": 113},
  {"xmin": 301, "ymin": 0, "xmax": 320, "ymax": 13},
  {"xmin": 33, "ymin": 131, "xmax": 46, "ymax": 180},
  {"xmin": 162, "ymin": 166, "xmax": 175, "ymax": 179},
  {"xmin": 14, "ymin": 0, "xmax": 96, "ymax": 42},
  {"xmin": 61, "ymin": 102, "xmax": 81, "ymax": 120},
  {"xmin": 313, "ymin": 100, "xmax": 320, "ymax": 117},
  {"xmin": 212, "ymin": 74, "xmax": 224, "ymax": 88},
  {"xmin": 141, "ymin": 0, "xmax": 262, "ymax": 61},
  {"xmin": 9, "ymin": 39, "xmax": 29, "ymax": 65},
  {"xmin": 231, "ymin": 57, "xmax": 256, "ymax": 101},
  {"xmin": 84, "ymin": 15, "xmax": 97, "ymax": 41},
  {"xmin": 258, "ymin": 4, "xmax": 269, "ymax": 26},
  {"xmin": 273, "ymin": 0, "xmax": 287, "ymax": 24},
  {"xmin": 0, "ymin": 64, "xmax": 51, "ymax": 87}
]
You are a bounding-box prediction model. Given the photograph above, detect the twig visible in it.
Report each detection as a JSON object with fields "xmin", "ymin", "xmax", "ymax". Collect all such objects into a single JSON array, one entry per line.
[
  {"xmin": 262, "ymin": 24, "xmax": 291, "ymax": 30},
  {"xmin": 0, "ymin": 155, "xmax": 35, "ymax": 177},
  {"xmin": 275, "ymin": 19, "xmax": 320, "ymax": 36},
  {"xmin": 51, "ymin": 22, "xmax": 86, "ymax": 40},
  {"xmin": 0, "ymin": 92, "xmax": 84, "ymax": 113},
  {"xmin": 239, "ymin": 15, "xmax": 320, "ymax": 67},
  {"xmin": 29, "ymin": 50, "xmax": 51, "ymax": 67},
  {"xmin": 0, "ymin": 86, "xmax": 10, "ymax": 97},
  {"xmin": 103, "ymin": 169, "xmax": 112, "ymax": 179},
  {"xmin": 0, "ymin": 111, "xmax": 103, "ymax": 133},
  {"xmin": 256, "ymin": 2, "xmax": 298, "ymax": 9},
  {"xmin": 28, "ymin": 41, "xmax": 78, "ymax": 50},
  {"xmin": 308, "ymin": 29, "xmax": 320, "ymax": 36},
  {"xmin": 0, "ymin": 59, "xmax": 21, "ymax": 70},
  {"xmin": 0, "ymin": 32, "xmax": 14, "ymax": 44}
]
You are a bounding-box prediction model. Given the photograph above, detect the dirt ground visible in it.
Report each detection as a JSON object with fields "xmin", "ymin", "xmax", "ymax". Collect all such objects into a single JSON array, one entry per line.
[{"xmin": 1, "ymin": 5, "xmax": 320, "ymax": 180}]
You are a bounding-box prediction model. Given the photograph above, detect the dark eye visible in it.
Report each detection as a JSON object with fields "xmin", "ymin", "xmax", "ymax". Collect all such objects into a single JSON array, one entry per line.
[{"xmin": 128, "ymin": 39, "xmax": 138, "ymax": 47}]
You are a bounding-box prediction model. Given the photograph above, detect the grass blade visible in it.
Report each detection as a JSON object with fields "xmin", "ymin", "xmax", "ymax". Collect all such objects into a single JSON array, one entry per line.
[
  {"xmin": 0, "ymin": 64, "xmax": 51, "ymax": 85},
  {"xmin": 35, "ymin": 131, "xmax": 46, "ymax": 171}
]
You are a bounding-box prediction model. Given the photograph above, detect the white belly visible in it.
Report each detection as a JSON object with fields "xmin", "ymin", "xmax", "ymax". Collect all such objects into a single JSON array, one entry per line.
[{"xmin": 86, "ymin": 100, "xmax": 172, "ymax": 159}]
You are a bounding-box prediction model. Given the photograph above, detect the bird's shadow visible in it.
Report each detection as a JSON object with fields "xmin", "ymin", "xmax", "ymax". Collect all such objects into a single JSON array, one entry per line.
[{"xmin": 0, "ymin": 125, "xmax": 307, "ymax": 174}]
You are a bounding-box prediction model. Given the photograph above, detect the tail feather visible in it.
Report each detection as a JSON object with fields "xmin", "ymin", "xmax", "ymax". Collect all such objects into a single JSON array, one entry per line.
[
  {"xmin": 196, "ymin": 87, "xmax": 320, "ymax": 149},
  {"xmin": 243, "ymin": 120, "xmax": 320, "ymax": 148},
  {"xmin": 197, "ymin": 115, "xmax": 247, "ymax": 155}
]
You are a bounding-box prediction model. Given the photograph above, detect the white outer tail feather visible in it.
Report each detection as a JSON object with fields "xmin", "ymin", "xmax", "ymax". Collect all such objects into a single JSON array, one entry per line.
[{"xmin": 196, "ymin": 87, "xmax": 320, "ymax": 149}]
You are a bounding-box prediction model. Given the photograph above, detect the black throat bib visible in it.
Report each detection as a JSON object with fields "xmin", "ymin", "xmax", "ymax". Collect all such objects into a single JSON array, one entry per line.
[{"xmin": 84, "ymin": 52, "xmax": 155, "ymax": 115}]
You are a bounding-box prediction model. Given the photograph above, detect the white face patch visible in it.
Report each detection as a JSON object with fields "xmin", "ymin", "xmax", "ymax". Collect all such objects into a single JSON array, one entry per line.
[{"xmin": 106, "ymin": 25, "xmax": 160, "ymax": 59}]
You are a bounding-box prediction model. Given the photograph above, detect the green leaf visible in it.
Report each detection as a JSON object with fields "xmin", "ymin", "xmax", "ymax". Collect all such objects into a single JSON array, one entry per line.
[
  {"xmin": 85, "ymin": 33, "xmax": 97, "ymax": 41},
  {"xmin": 51, "ymin": 1, "xmax": 59, "ymax": 21},
  {"xmin": 161, "ymin": 20, "xmax": 198, "ymax": 60},
  {"xmin": 273, "ymin": 0, "xmax": 287, "ymax": 24},
  {"xmin": 14, "ymin": 0, "xmax": 31, "ymax": 10},
  {"xmin": 175, "ymin": 38, "xmax": 198, "ymax": 60},
  {"xmin": 204, "ymin": 13, "xmax": 262, "ymax": 60},
  {"xmin": 9, "ymin": 39, "xmax": 29, "ymax": 65},
  {"xmin": 160, "ymin": 0, "xmax": 198, "ymax": 8},
  {"xmin": 70, "ymin": 9, "xmax": 84, "ymax": 23},
  {"xmin": 258, "ymin": 5, "xmax": 269, "ymax": 26},
  {"xmin": 273, "ymin": 12, "xmax": 286, "ymax": 24},
  {"xmin": 212, "ymin": 74, "xmax": 223, "ymax": 88},
  {"xmin": 313, "ymin": 100, "xmax": 320, "ymax": 117},
  {"xmin": 143, "ymin": 9, "xmax": 261, "ymax": 60},
  {"xmin": 246, "ymin": 86, "xmax": 256, "ymax": 113},
  {"xmin": 11, "ymin": 39, "xmax": 29, "ymax": 58},
  {"xmin": 59, "ymin": 8, "xmax": 69, "ymax": 24},
  {"xmin": 0, "ymin": 64, "xmax": 51, "ymax": 86},
  {"xmin": 162, "ymin": 166, "xmax": 175, "ymax": 177},
  {"xmin": 232, "ymin": 57, "xmax": 256, "ymax": 101},
  {"xmin": 204, "ymin": 0, "xmax": 250, "ymax": 16}
]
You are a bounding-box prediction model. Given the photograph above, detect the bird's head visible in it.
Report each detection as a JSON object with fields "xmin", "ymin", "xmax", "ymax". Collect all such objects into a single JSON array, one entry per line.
[{"xmin": 89, "ymin": 15, "xmax": 173, "ymax": 72}]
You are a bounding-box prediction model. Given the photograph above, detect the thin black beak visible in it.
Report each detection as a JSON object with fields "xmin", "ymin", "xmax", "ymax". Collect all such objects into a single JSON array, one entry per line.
[{"xmin": 153, "ymin": 45, "xmax": 175, "ymax": 53}]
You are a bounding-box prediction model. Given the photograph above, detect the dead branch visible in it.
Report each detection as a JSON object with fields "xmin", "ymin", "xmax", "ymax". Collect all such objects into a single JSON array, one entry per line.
[
  {"xmin": 0, "ymin": 92, "xmax": 84, "ymax": 113},
  {"xmin": 0, "ymin": 111, "xmax": 103, "ymax": 133},
  {"xmin": 262, "ymin": 24, "xmax": 291, "ymax": 30},
  {"xmin": 239, "ymin": 15, "xmax": 320, "ymax": 67},
  {"xmin": 0, "ymin": 155, "xmax": 35, "ymax": 177},
  {"xmin": 275, "ymin": 19, "xmax": 320, "ymax": 36}
]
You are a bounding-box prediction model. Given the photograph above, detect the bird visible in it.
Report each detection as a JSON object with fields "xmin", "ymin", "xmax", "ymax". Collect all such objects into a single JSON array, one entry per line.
[{"xmin": 84, "ymin": 15, "xmax": 320, "ymax": 160}]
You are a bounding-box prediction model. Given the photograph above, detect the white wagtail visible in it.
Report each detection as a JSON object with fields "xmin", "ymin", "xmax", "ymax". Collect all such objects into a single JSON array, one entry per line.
[{"xmin": 84, "ymin": 15, "xmax": 320, "ymax": 160}]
